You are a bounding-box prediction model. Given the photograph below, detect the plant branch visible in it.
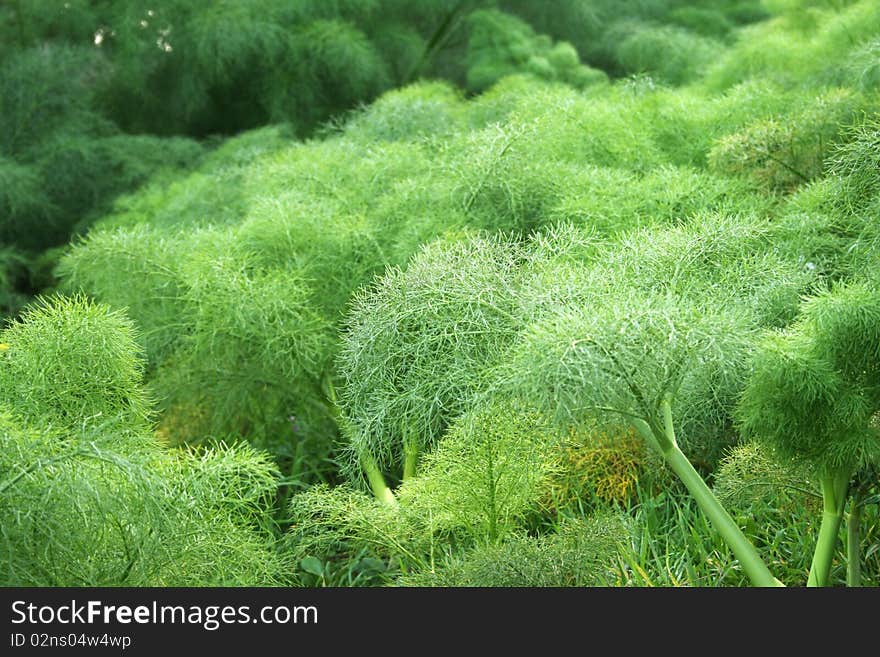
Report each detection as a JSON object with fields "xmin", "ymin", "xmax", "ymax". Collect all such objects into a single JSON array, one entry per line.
[
  {"xmin": 847, "ymin": 487, "xmax": 864, "ymax": 587},
  {"xmin": 634, "ymin": 399, "xmax": 783, "ymax": 587},
  {"xmin": 807, "ymin": 469, "xmax": 850, "ymax": 587}
]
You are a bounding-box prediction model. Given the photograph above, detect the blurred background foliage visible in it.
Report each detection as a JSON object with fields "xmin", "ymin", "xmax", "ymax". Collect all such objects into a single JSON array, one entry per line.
[{"xmin": 0, "ymin": 0, "xmax": 767, "ymax": 262}]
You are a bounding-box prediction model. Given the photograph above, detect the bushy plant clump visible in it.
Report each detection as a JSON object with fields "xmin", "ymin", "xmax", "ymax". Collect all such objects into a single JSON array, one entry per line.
[
  {"xmin": 1, "ymin": 0, "xmax": 630, "ymax": 315},
  {"xmin": 739, "ymin": 281, "xmax": 880, "ymax": 473},
  {"xmin": 338, "ymin": 235, "xmax": 526, "ymax": 485},
  {"xmin": 42, "ymin": 0, "xmax": 880, "ymax": 587},
  {"xmin": 0, "ymin": 296, "xmax": 288, "ymax": 586},
  {"xmin": 3, "ymin": 0, "xmax": 717, "ymax": 142},
  {"xmin": 0, "ymin": 44, "xmax": 204, "ymax": 254},
  {"xmin": 708, "ymin": 88, "xmax": 869, "ymax": 191},
  {"xmin": 287, "ymin": 400, "xmax": 570, "ymax": 584},
  {"xmin": 0, "ymin": 247, "xmax": 31, "ymax": 321},
  {"xmin": 703, "ymin": 0, "xmax": 880, "ymax": 90},
  {"xmin": 0, "ymin": 0, "xmax": 844, "ymax": 315},
  {"xmin": 0, "ymin": 295, "xmax": 151, "ymax": 432},
  {"xmin": 61, "ymin": 61, "xmax": 830, "ymax": 475}
]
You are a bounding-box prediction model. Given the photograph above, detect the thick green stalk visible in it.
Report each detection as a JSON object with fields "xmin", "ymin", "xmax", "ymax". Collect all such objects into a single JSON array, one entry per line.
[
  {"xmin": 846, "ymin": 492, "xmax": 862, "ymax": 587},
  {"xmin": 633, "ymin": 399, "xmax": 783, "ymax": 587},
  {"xmin": 362, "ymin": 455, "xmax": 397, "ymax": 506},
  {"xmin": 807, "ymin": 471, "xmax": 849, "ymax": 587},
  {"xmin": 662, "ymin": 445, "xmax": 782, "ymax": 587},
  {"xmin": 403, "ymin": 436, "xmax": 419, "ymax": 482},
  {"xmin": 326, "ymin": 375, "xmax": 397, "ymax": 504}
]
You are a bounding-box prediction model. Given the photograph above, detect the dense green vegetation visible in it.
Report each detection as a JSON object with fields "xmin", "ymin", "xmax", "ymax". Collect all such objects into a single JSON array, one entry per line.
[{"xmin": 2, "ymin": 0, "xmax": 879, "ymax": 587}]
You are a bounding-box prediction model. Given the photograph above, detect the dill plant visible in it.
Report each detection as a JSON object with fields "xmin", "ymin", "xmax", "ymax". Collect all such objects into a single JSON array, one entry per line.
[
  {"xmin": 50, "ymin": 0, "xmax": 880, "ymax": 592},
  {"xmin": 825, "ymin": 114, "xmax": 880, "ymax": 217},
  {"xmin": 738, "ymin": 281, "xmax": 880, "ymax": 586},
  {"xmin": 0, "ymin": 295, "xmax": 152, "ymax": 432},
  {"xmin": 286, "ymin": 400, "xmax": 564, "ymax": 583},
  {"xmin": 342, "ymin": 81, "xmax": 466, "ymax": 142},
  {"xmin": 545, "ymin": 423, "xmax": 651, "ymax": 511},
  {"xmin": 704, "ymin": 0, "xmax": 880, "ymax": 90},
  {"xmin": 0, "ymin": 247, "xmax": 31, "ymax": 321},
  {"xmin": 60, "ymin": 124, "xmax": 456, "ymax": 471},
  {"xmin": 58, "ymin": 40, "xmax": 843, "ymax": 480},
  {"xmin": 337, "ymin": 233, "xmax": 525, "ymax": 498},
  {"xmin": 607, "ymin": 21, "xmax": 724, "ymax": 85},
  {"xmin": 776, "ymin": 114, "xmax": 880, "ymax": 281},
  {"xmin": 492, "ymin": 215, "xmax": 824, "ymax": 586},
  {"xmin": 0, "ymin": 43, "xmax": 202, "ymax": 251},
  {"xmin": 708, "ymin": 88, "xmax": 869, "ymax": 191},
  {"xmin": 395, "ymin": 402, "xmax": 558, "ymax": 543},
  {"xmin": 0, "ymin": 412, "xmax": 288, "ymax": 586},
  {"xmin": 464, "ymin": 9, "xmax": 606, "ymax": 92},
  {"xmin": 0, "ymin": 295, "xmax": 288, "ymax": 585},
  {"xmin": 400, "ymin": 515, "xmax": 630, "ymax": 587},
  {"xmin": 330, "ymin": 211, "xmax": 835, "ymax": 584}
]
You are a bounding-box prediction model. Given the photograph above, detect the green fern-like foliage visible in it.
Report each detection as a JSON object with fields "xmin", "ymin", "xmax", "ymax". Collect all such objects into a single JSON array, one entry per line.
[
  {"xmin": 738, "ymin": 280, "xmax": 880, "ymax": 473},
  {"xmin": 498, "ymin": 0, "xmax": 765, "ymax": 76},
  {"xmin": 506, "ymin": 293, "xmax": 750, "ymax": 450},
  {"xmin": 0, "ymin": 295, "xmax": 287, "ymax": 586},
  {"xmin": 287, "ymin": 20, "xmax": 391, "ymax": 127},
  {"xmin": 666, "ymin": 6, "xmax": 735, "ymax": 38},
  {"xmin": 0, "ymin": 156, "xmax": 54, "ymax": 248},
  {"xmin": 400, "ymin": 515, "xmax": 630, "ymax": 587},
  {"xmin": 826, "ymin": 113, "xmax": 880, "ymax": 215},
  {"xmin": 608, "ymin": 21, "xmax": 724, "ymax": 85},
  {"xmin": 505, "ymin": 214, "xmax": 817, "ymax": 465},
  {"xmin": 285, "ymin": 483, "xmax": 417, "ymax": 585},
  {"xmin": 545, "ymin": 423, "xmax": 651, "ymax": 510},
  {"xmin": 338, "ymin": 234, "xmax": 525, "ymax": 480},
  {"xmin": 713, "ymin": 441, "xmax": 817, "ymax": 509},
  {"xmin": 60, "ymin": 133, "xmax": 451, "ymax": 467},
  {"xmin": 0, "ymin": 411, "xmax": 288, "ymax": 586},
  {"xmin": 11, "ymin": 0, "xmax": 880, "ymax": 588},
  {"xmin": 838, "ymin": 36, "xmax": 880, "ymax": 91},
  {"xmin": 0, "ymin": 43, "xmax": 106, "ymax": 158},
  {"xmin": 57, "ymin": 0, "xmax": 880, "ymax": 500},
  {"xmin": 285, "ymin": 401, "xmax": 560, "ymax": 583},
  {"xmin": 396, "ymin": 402, "xmax": 558, "ymax": 543},
  {"xmin": 704, "ymin": 0, "xmax": 880, "ymax": 90},
  {"xmin": 49, "ymin": 0, "xmax": 628, "ymax": 138},
  {"xmin": 0, "ymin": 295, "xmax": 151, "ymax": 432},
  {"xmin": 0, "ymin": 40, "xmax": 203, "ymax": 252},
  {"xmin": 708, "ymin": 89, "xmax": 868, "ymax": 191},
  {"xmin": 342, "ymin": 81, "xmax": 465, "ymax": 142},
  {"xmin": 0, "ymin": 247, "xmax": 31, "ymax": 321},
  {"xmin": 61, "ymin": 221, "xmax": 336, "ymax": 459}
]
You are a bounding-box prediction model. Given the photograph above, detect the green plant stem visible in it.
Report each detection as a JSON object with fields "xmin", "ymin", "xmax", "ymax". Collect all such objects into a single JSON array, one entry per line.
[
  {"xmin": 633, "ymin": 397, "xmax": 783, "ymax": 587},
  {"xmin": 807, "ymin": 471, "xmax": 849, "ymax": 587},
  {"xmin": 406, "ymin": 0, "xmax": 472, "ymax": 82},
  {"xmin": 403, "ymin": 436, "xmax": 419, "ymax": 482},
  {"xmin": 846, "ymin": 490, "xmax": 862, "ymax": 587},
  {"xmin": 362, "ymin": 455, "xmax": 396, "ymax": 506}
]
